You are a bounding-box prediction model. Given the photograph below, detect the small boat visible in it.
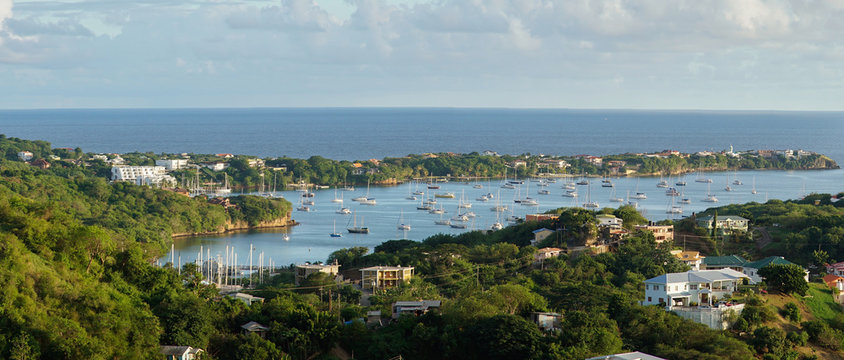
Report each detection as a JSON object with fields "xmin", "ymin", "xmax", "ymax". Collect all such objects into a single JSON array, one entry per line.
[
  {"xmin": 702, "ymin": 194, "xmax": 719, "ymax": 202},
  {"xmin": 473, "ymin": 184, "xmax": 483, "ymax": 189},
  {"xmin": 601, "ymin": 179, "xmax": 614, "ymax": 187},
  {"xmin": 680, "ymin": 198, "xmax": 692, "ymax": 204},
  {"xmin": 423, "ymin": 198, "xmax": 437, "ymax": 205},
  {"xmin": 406, "ymin": 195, "xmax": 418, "ymax": 201},
  {"xmin": 303, "ymin": 199, "xmax": 315, "ymax": 206},
  {"xmin": 675, "ymin": 181, "xmax": 686, "ymax": 186},
  {"xmin": 507, "ymin": 215, "xmax": 520, "ymax": 223},
  {"xmin": 397, "ymin": 211, "xmax": 411, "ymax": 231},
  {"xmin": 336, "ymin": 207, "xmax": 351, "ymax": 215},
  {"xmin": 476, "ymin": 195, "xmax": 489, "ymax": 202},
  {"xmin": 666, "ymin": 206, "xmax": 683, "ymax": 214},
  {"xmin": 297, "ymin": 206, "xmax": 311, "ymax": 212},
  {"xmin": 508, "ymin": 180, "xmax": 524, "ymax": 185},
  {"xmin": 695, "ymin": 176, "xmax": 713, "ymax": 183},
  {"xmin": 610, "ymin": 196, "xmax": 624, "ymax": 203},
  {"xmin": 583, "ymin": 202, "xmax": 599, "ymax": 209},
  {"xmin": 360, "ymin": 198, "xmax": 377, "ymax": 205},
  {"xmin": 521, "ymin": 199, "xmax": 539, "ymax": 206},
  {"xmin": 656, "ymin": 180, "xmax": 669, "ymax": 188},
  {"xmin": 490, "ymin": 222, "xmax": 503, "ymax": 230},
  {"xmin": 435, "ymin": 218, "xmax": 451, "ymax": 226},
  {"xmin": 435, "ymin": 192, "xmax": 455, "ymax": 198},
  {"xmin": 451, "ymin": 214, "xmax": 469, "ymax": 222},
  {"xmin": 631, "ymin": 192, "xmax": 647, "ymax": 199},
  {"xmin": 576, "ymin": 179, "xmax": 589, "ymax": 185},
  {"xmin": 417, "ymin": 204, "xmax": 433, "ymax": 211},
  {"xmin": 490, "ymin": 205, "xmax": 508, "ymax": 212},
  {"xmin": 351, "ymin": 195, "xmax": 367, "ymax": 201},
  {"xmin": 461, "ymin": 211, "xmax": 476, "ymax": 218},
  {"xmin": 538, "ymin": 189, "xmax": 551, "ymax": 195},
  {"xmin": 429, "ymin": 207, "xmax": 446, "ymax": 214},
  {"xmin": 427, "ymin": 184, "xmax": 440, "ymax": 189},
  {"xmin": 733, "ymin": 179, "xmax": 743, "ymax": 185},
  {"xmin": 413, "ymin": 190, "xmax": 425, "ymax": 196},
  {"xmin": 486, "ymin": 192, "xmax": 494, "ymax": 199},
  {"xmin": 283, "ymin": 234, "xmax": 290, "ymax": 241},
  {"xmin": 562, "ymin": 191, "xmax": 578, "ymax": 198},
  {"xmin": 331, "ymin": 189, "xmax": 343, "ymax": 203},
  {"xmin": 537, "ymin": 182, "xmax": 548, "ymax": 187},
  {"xmin": 501, "ymin": 183, "xmax": 516, "ymax": 189},
  {"xmin": 450, "ymin": 223, "xmax": 467, "ymax": 229},
  {"xmin": 665, "ymin": 188, "xmax": 680, "ymax": 196},
  {"xmin": 724, "ymin": 185, "xmax": 733, "ymax": 192},
  {"xmin": 330, "ymin": 220, "xmax": 342, "ymax": 237}
]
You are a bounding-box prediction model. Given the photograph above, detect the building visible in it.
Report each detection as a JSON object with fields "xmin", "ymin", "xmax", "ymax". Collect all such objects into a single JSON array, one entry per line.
[
  {"xmin": 241, "ymin": 321, "xmax": 270, "ymax": 338},
  {"xmin": 701, "ymin": 255, "xmax": 747, "ymax": 272},
  {"xmin": 596, "ymin": 214, "xmax": 623, "ymax": 228},
  {"xmin": 216, "ymin": 153, "xmax": 234, "ymax": 158},
  {"xmin": 155, "ymin": 159, "xmax": 189, "ymax": 171},
  {"xmin": 532, "ymin": 228, "xmax": 555, "ymax": 244},
  {"xmin": 586, "ymin": 352, "xmax": 666, "ymax": 360},
  {"xmin": 295, "ymin": 263, "xmax": 340, "ymax": 286},
  {"xmin": 703, "ymin": 255, "xmax": 808, "ymax": 284},
  {"xmin": 366, "ymin": 310, "xmax": 383, "ymax": 326},
  {"xmin": 742, "ymin": 256, "xmax": 809, "ymax": 283},
  {"xmin": 826, "ymin": 261, "xmax": 844, "ymax": 276},
  {"xmin": 538, "ymin": 159, "xmax": 569, "ymax": 168},
  {"xmin": 525, "ymin": 213, "xmax": 559, "ymax": 222},
  {"xmin": 671, "ymin": 250, "xmax": 705, "ymax": 270},
  {"xmin": 511, "ymin": 160, "xmax": 527, "ymax": 167},
  {"xmin": 535, "ymin": 247, "xmax": 563, "ymax": 262},
  {"xmin": 360, "ymin": 266, "xmax": 414, "ymax": 291},
  {"xmin": 392, "ymin": 300, "xmax": 441, "ymax": 319},
  {"xmin": 31, "ymin": 159, "xmax": 50, "ymax": 169},
  {"xmin": 482, "ymin": 150, "xmax": 499, "ymax": 156},
  {"xmin": 136, "ymin": 174, "xmax": 177, "ymax": 186},
  {"xmin": 228, "ymin": 293, "xmax": 265, "ymax": 306},
  {"xmin": 530, "ymin": 312, "xmax": 562, "ymax": 331},
  {"xmin": 823, "ymin": 275, "xmax": 844, "ymax": 291},
  {"xmin": 642, "ymin": 269, "xmax": 748, "ymax": 329},
  {"xmin": 17, "ymin": 151, "xmax": 33, "ymax": 161},
  {"xmin": 111, "ymin": 166, "xmax": 168, "ymax": 182},
  {"xmin": 696, "ymin": 215, "xmax": 749, "ymax": 234},
  {"xmin": 634, "ymin": 224, "xmax": 674, "ymax": 243},
  {"xmin": 204, "ymin": 162, "xmax": 229, "ymax": 171},
  {"xmin": 160, "ymin": 346, "xmax": 204, "ymax": 360},
  {"xmin": 642, "ymin": 269, "xmax": 748, "ymax": 308}
]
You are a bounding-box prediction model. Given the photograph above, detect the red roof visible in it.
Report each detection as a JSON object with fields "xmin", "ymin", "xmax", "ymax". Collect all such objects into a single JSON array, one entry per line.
[{"xmin": 822, "ymin": 274, "xmax": 844, "ymax": 287}]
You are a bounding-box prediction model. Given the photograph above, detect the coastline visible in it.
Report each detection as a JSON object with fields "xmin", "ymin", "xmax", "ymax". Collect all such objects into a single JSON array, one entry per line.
[{"xmin": 172, "ymin": 218, "xmax": 298, "ymax": 238}]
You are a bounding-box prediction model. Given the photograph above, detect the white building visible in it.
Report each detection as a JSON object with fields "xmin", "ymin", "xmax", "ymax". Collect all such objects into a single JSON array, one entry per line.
[
  {"xmin": 17, "ymin": 151, "xmax": 33, "ymax": 161},
  {"xmin": 112, "ymin": 166, "xmax": 166, "ymax": 181},
  {"xmin": 596, "ymin": 214, "xmax": 623, "ymax": 228},
  {"xmin": 642, "ymin": 269, "xmax": 748, "ymax": 308},
  {"xmin": 295, "ymin": 263, "xmax": 340, "ymax": 286},
  {"xmin": 155, "ymin": 159, "xmax": 189, "ymax": 171},
  {"xmin": 136, "ymin": 174, "xmax": 176, "ymax": 187},
  {"xmin": 671, "ymin": 250, "xmax": 705, "ymax": 270},
  {"xmin": 587, "ymin": 352, "xmax": 665, "ymax": 360},
  {"xmin": 205, "ymin": 162, "xmax": 229, "ymax": 172}
]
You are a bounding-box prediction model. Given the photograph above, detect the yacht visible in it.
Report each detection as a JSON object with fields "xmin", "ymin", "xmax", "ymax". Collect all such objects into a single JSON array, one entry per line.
[
  {"xmin": 406, "ymin": 195, "xmax": 418, "ymax": 201},
  {"xmin": 666, "ymin": 206, "xmax": 683, "ymax": 214},
  {"xmin": 473, "ymin": 184, "xmax": 483, "ymax": 189},
  {"xmin": 665, "ymin": 188, "xmax": 680, "ymax": 196},
  {"xmin": 680, "ymin": 198, "xmax": 692, "ymax": 204},
  {"xmin": 656, "ymin": 180, "xmax": 669, "ymax": 188},
  {"xmin": 521, "ymin": 199, "xmax": 539, "ymax": 206},
  {"xmin": 413, "ymin": 190, "xmax": 425, "ymax": 196},
  {"xmin": 703, "ymin": 194, "xmax": 719, "ymax": 203},
  {"xmin": 675, "ymin": 180, "xmax": 686, "ymax": 186},
  {"xmin": 490, "ymin": 205, "xmax": 508, "ymax": 212},
  {"xmin": 429, "ymin": 207, "xmax": 446, "ymax": 215},
  {"xmin": 347, "ymin": 214, "xmax": 369, "ymax": 234},
  {"xmin": 537, "ymin": 189, "xmax": 551, "ymax": 195},
  {"xmin": 435, "ymin": 192, "xmax": 456, "ymax": 198},
  {"xmin": 631, "ymin": 192, "xmax": 647, "ymax": 200},
  {"xmin": 330, "ymin": 220, "xmax": 342, "ymax": 237},
  {"xmin": 297, "ymin": 206, "xmax": 311, "ymax": 212},
  {"xmin": 303, "ymin": 199, "xmax": 315, "ymax": 206},
  {"xmin": 360, "ymin": 198, "xmax": 377, "ymax": 205},
  {"xmin": 449, "ymin": 222, "xmax": 467, "ymax": 229},
  {"xmin": 427, "ymin": 184, "xmax": 440, "ymax": 189},
  {"xmin": 576, "ymin": 179, "xmax": 589, "ymax": 185},
  {"xmin": 435, "ymin": 218, "xmax": 451, "ymax": 226},
  {"xmin": 476, "ymin": 195, "xmax": 489, "ymax": 202},
  {"xmin": 562, "ymin": 191, "xmax": 578, "ymax": 198},
  {"xmin": 336, "ymin": 207, "xmax": 351, "ymax": 215},
  {"xmin": 501, "ymin": 183, "xmax": 516, "ymax": 189},
  {"xmin": 490, "ymin": 222, "xmax": 503, "ymax": 231}
]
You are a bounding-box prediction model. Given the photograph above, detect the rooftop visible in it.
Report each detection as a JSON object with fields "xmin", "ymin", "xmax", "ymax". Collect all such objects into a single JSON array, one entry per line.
[
  {"xmin": 241, "ymin": 321, "xmax": 270, "ymax": 332},
  {"xmin": 586, "ymin": 352, "xmax": 666, "ymax": 360},
  {"xmin": 645, "ymin": 268, "xmax": 748, "ymax": 284},
  {"xmin": 743, "ymin": 256, "xmax": 796, "ymax": 269},
  {"xmin": 361, "ymin": 265, "xmax": 413, "ymax": 271},
  {"xmin": 536, "ymin": 247, "xmax": 563, "ymax": 253},
  {"xmin": 297, "ymin": 263, "xmax": 339, "ymax": 270},
  {"xmin": 532, "ymin": 227, "xmax": 554, "ymax": 234},
  {"xmin": 696, "ymin": 215, "xmax": 748, "ymax": 222},
  {"xmin": 702, "ymin": 255, "xmax": 747, "ymax": 267}
]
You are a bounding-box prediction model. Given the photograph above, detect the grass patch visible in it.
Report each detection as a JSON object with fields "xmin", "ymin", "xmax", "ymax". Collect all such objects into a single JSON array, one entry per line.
[{"xmin": 803, "ymin": 283, "xmax": 843, "ymax": 322}]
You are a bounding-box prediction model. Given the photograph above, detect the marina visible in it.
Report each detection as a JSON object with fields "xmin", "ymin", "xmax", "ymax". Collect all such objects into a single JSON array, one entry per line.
[{"xmin": 171, "ymin": 168, "xmax": 844, "ymax": 266}]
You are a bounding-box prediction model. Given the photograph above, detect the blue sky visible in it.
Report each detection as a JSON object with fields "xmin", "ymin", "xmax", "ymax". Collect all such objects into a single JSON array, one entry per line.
[{"xmin": 1, "ymin": 0, "xmax": 843, "ymax": 110}]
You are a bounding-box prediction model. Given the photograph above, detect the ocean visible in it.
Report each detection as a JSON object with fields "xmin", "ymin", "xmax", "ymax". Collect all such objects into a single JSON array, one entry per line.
[
  {"xmin": 2, "ymin": 107, "xmax": 843, "ymax": 266},
  {"xmin": 1, "ymin": 108, "xmax": 843, "ymax": 163}
]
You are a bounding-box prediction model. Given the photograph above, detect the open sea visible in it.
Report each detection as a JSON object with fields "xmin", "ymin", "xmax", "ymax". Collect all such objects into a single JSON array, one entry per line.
[{"xmin": 1, "ymin": 108, "xmax": 843, "ymax": 266}]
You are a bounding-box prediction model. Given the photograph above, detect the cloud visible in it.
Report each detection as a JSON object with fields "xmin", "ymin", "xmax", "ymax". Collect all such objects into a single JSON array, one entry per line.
[{"xmin": 226, "ymin": 0, "xmax": 340, "ymax": 31}]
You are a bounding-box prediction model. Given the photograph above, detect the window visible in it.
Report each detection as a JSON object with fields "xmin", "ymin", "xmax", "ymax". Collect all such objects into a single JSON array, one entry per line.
[
  {"xmin": 690, "ymin": 284, "xmax": 698, "ymax": 290},
  {"xmin": 648, "ymin": 297, "xmax": 652, "ymax": 302},
  {"xmin": 646, "ymin": 284, "xmax": 649, "ymax": 290}
]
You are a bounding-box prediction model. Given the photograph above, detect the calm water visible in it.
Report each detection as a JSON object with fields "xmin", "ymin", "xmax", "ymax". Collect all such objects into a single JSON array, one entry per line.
[
  {"xmin": 2, "ymin": 108, "xmax": 842, "ymax": 265},
  {"xmin": 1, "ymin": 108, "xmax": 843, "ymax": 162}
]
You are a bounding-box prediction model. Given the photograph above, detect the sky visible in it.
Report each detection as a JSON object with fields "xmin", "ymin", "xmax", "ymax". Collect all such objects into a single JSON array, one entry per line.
[{"xmin": 0, "ymin": 0, "xmax": 843, "ymax": 110}]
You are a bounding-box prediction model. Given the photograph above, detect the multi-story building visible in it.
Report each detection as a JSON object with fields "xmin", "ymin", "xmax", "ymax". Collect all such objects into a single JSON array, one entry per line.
[
  {"xmin": 17, "ymin": 151, "xmax": 33, "ymax": 161},
  {"xmin": 360, "ymin": 266, "xmax": 414, "ymax": 291},
  {"xmin": 696, "ymin": 215, "xmax": 749, "ymax": 234},
  {"xmin": 671, "ymin": 250, "xmax": 705, "ymax": 270},
  {"xmin": 112, "ymin": 166, "xmax": 166, "ymax": 181},
  {"xmin": 295, "ymin": 263, "xmax": 340, "ymax": 286},
  {"xmin": 634, "ymin": 224, "xmax": 674, "ymax": 243},
  {"xmin": 155, "ymin": 159, "xmax": 189, "ymax": 171},
  {"xmin": 642, "ymin": 269, "xmax": 747, "ymax": 308}
]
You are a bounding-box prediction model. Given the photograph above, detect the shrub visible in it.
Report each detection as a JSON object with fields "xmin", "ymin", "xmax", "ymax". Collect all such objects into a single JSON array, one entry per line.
[{"xmin": 783, "ymin": 302, "xmax": 801, "ymax": 323}]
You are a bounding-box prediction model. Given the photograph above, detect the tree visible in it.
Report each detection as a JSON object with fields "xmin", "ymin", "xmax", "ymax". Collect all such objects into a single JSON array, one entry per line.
[
  {"xmin": 757, "ymin": 264, "xmax": 808, "ymax": 296},
  {"xmin": 460, "ymin": 314, "xmax": 543, "ymax": 360}
]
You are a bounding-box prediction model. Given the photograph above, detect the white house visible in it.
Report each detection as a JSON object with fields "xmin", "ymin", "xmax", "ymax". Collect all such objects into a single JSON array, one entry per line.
[
  {"xmin": 696, "ymin": 215, "xmax": 749, "ymax": 234},
  {"xmin": 741, "ymin": 256, "xmax": 809, "ymax": 284},
  {"xmin": 17, "ymin": 151, "xmax": 33, "ymax": 161},
  {"xmin": 295, "ymin": 263, "xmax": 340, "ymax": 285},
  {"xmin": 534, "ymin": 247, "xmax": 563, "ymax": 262},
  {"xmin": 392, "ymin": 300, "xmax": 441, "ymax": 319},
  {"xmin": 111, "ymin": 166, "xmax": 166, "ymax": 181},
  {"xmin": 155, "ymin": 159, "xmax": 189, "ymax": 171},
  {"xmin": 596, "ymin": 214, "xmax": 623, "ymax": 228},
  {"xmin": 826, "ymin": 261, "xmax": 844, "ymax": 276},
  {"xmin": 205, "ymin": 162, "xmax": 229, "ymax": 171},
  {"xmin": 642, "ymin": 269, "xmax": 748, "ymax": 308},
  {"xmin": 160, "ymin": 346, "xmax": 203, "ymax": 360}
]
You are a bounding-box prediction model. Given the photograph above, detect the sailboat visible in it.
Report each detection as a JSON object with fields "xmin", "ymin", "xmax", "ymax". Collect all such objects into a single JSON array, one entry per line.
[
  {"xmin": 216, "ymin": 173, "xmax": 232, "ymax": 195},
  {"xmin": 405, "ymin": 182, "xmax": 417, "ymax": 200},
  {"xmin": 332, "ymin": 188, "xmax": 344, "ymax": 203},
  {"xmin": 397, "ymin": 210, "xmax": 411, "ymax": 231},
  {"xmin": 583, "ymin": 184, "xmax": 599, "ymax": 209},
  {"xmin": 330, "ymin": 220, "xmax": 342, "ymax": 237},
  {"xmin": 631, "ymin": 178, "xmax": 647, "ymax": 199},
  {"xmin": 656, "ymin": 174, "xmax": 669, "ymax": 188},
  {"xmin": 490, "ymin": 206, "xmax": 503, "ymax": 230},
  {"xmin": 732, "ymin": 170, "xmax": 743, "ymax": 185},
  {"xmin": 347, "ymin": 213, "xmax": 369, "ymax": 234},
  {"xmin": 723, "ymin": 175, "xmax": 733, "ymax": 192},
  {"xmin": 702, "ymin": 183, "xmax": 718, "ymax": 202},
  {"xmin": 609, "ymin": 187, "xmax": 623, "ymax": 203},
  {"xmin": 695, "ymin": 168, "xmax": 713, "ymax": 183},
  {"xmin": 417, "ymin": 197, "xmax": 433, "ymax": 211},
  {"xmin": 751, "ymin": 176, "xmax": 758, "ymax": 194},
  {"xmin": 351, "ymin": 179, "xmax": 371, "ymax": 202},
  {"xmin": 435, "ymin": 211, "xmax": 451, "ymax": 225},
  {"xmin": 336, "ymin": 206, "xmax": 351, "ymax": 214},
  {"xmin": 666, "ymin": 196, "xmax": 683, "ymax": 214}
]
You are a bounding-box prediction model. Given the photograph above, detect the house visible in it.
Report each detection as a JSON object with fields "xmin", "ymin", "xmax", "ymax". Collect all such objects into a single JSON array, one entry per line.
[
  {"xmin": 511, "ymin": 160, "xmax": 527, "ymax": 167},
  {"xmin": 229, "ymin": 293, "xmax": 264, "ymax": 306},
  {"xmin": 822, "ymin": 275, "xmax": 844, "ymax": 291},
  {"xmin": 530, "ymin": 312, "xmax": 562, "ymax": 331},
  {"xmin": 111, "ymin": 166, "xmax": 174, "ymax": 186},
  {"xmin": 247, "ymin": 158, "xmax": 265, "ymax": 168},
  {"xmin": 671, "ymin": 250, "xmax": 705, "ymax": 270},
  {"xmin": 586, "ymin": 352, "xmax": 666, "ymax": 360},
  {"xmin": 208, "ymin": 197, "xmax": 238, "ymax": 209},
  {"xmin": 596, "ymin": 214, "xmax": 623, "ymax": 228},
  {"xmin": 642, "ymin": 269, "xmax": 748, "ymax": 308},
  {"xmin": 360, "ymin": 266, "xmax": 414, "ymax": 291},
  {"xmin": 642, "ymin": 269, "xmax": 748, "ymax": 329},
  {"xmin": 535, "ymin": 247, "xmax": 563, "ymax": 262},
  {"xmin": 532, "ymin": 228, "xmax": 555, "ymax": 244},
  {"xmin": 295, "ymin": 263, "xmax": 340, "ymax": 286},
  {"xmin": 241, "ymin": 321, "xmax": 270, "ymax": 338},
  {"xmin": 826, "ymin": 261, "xmax": 844, "ymax": 276},
  {"xmin": 482, "ymin": 150, "xmax": 499, "ymax": 156},
  {"xmin": 696, "ymin": 215, "xmax": 749, "ymax": 234},
  {"xmin": 106, "ymin": 155, "xmax": 125, "ymax": 165},
  {"xmin": 155, "ymin": 159, "xmax": 189, "ymax": 171},
  {"xmin": 742, "ymin": 256, "xmax": 809, "ymax": 283},
  {"xmin": 539, "ymin": 159, "xmax": 569, "ymax": 168},
  {"xmin": 160, "ymin": 346, "xmax": 204, "ymax": 360},
  {"xmin": 701, "ymin": 255, "xmax": 747, "ymax": 272},
  {"xmin": 366, "ymin": 310, "xmax": 383, "ymax": 326},
  {"xmin": 392, "ymin": 300, "xmax": 441, "ymax": 319},
  {"xmin": 216, "ymin": 153, "xmax": 234, "ymax": 158},
  {"xmin": 525, "ymin": 214, "xmax": 559, "ymax": 222},
  {"xmin": 91, "ymin": 154, "xmax": 108, "ymax": 161},
  {"xmin": 17, "ymin": 151, "xmax": 33, "ymax": 161},
  {"xmin": 703, "ymin": 255, "xmax": 808, "ymax": 284},
  {"xmin": 204, "ymin": 162, "xmax": 229, "ymax": 171},
  {"xmin": 633, "ymin": 224, "xmax": 674, "ymax": 243},
  {"xmin": 30, "ymin": 159, "xmax": 50, "ymax": 169}
]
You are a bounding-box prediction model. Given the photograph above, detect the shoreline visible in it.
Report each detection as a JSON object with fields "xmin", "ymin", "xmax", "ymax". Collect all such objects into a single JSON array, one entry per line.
[{"xmin": 172, "ymin": 219, "xmax": 298, "ymax": 238}]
